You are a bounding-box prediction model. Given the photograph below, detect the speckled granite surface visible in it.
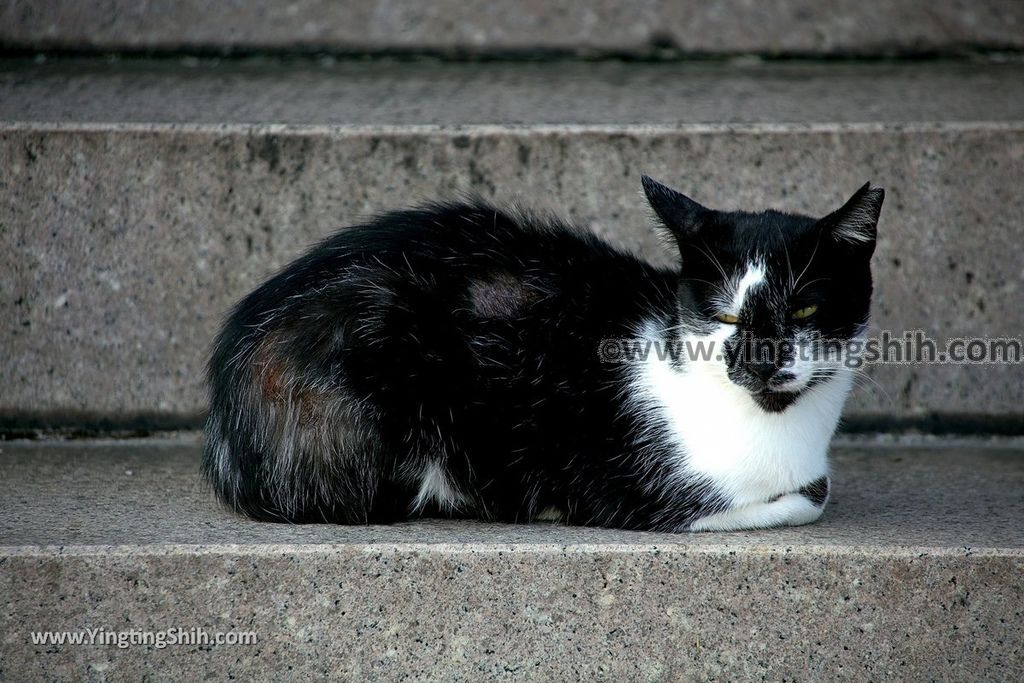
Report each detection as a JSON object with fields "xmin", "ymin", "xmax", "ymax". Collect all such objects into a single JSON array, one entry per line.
[
  {"xmin": 2, "ymin": 438, "xmax": 1024, "ymax": 549},
  {"xmin": 0, "ymin": 438, "xmax": 1022, "ymax": 679},
  {"xmin": 2, "ymin": 0, "xmax": 1022, "ymax": 55}
]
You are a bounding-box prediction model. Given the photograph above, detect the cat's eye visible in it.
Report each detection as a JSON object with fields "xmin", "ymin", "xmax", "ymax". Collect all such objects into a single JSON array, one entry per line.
[
  {"xmin": 715, "ymin": 312, "xmax": 740, "ymax": 324},
  {"xmin": 791, "ymin": 304, "xmax": 819, "ymax": 320}
]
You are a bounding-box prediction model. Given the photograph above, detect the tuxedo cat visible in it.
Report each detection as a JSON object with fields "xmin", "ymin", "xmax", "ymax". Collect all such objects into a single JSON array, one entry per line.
[{"xmin": 204, "ymin": 176, "xmax": 882, "ymax": 531}]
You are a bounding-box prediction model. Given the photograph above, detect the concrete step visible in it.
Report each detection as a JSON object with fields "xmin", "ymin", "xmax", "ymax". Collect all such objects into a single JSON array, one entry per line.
[
  {"xmin": 2, "ymin": 1, "xmax": 1023, "ymax": 57},
  {"xmin": 1, "ymin": 436, "xmax": 1022, "ymax": 679},
  {"xmin": 2, "ymin": 59, "xmax": 1024, "ymax": 429}
]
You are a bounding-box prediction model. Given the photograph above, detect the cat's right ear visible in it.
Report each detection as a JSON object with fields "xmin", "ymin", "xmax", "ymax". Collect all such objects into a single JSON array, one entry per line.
[{"xmin": 641, "ymin": 175, "xmax": 709, "ymax": 243}]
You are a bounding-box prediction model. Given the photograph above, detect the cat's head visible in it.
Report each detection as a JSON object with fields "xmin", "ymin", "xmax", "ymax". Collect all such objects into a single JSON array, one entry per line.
[{"xmin": 642, "ymin": 175, "xmax": 884, "ymax": 412}]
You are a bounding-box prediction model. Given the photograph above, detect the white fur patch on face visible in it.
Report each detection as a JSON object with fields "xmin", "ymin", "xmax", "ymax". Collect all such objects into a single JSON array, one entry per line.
[
  {"xmin": 731, "ymin": 259, "xmax": 766, "ymax": 312},
  {"xmin": 632, "ymin": 319, "xmax": 853, "ymax": 511},
  {"xmin": 687, "ymin": 492, "xmax": 824, "ymax": 532},
  {"xmin": 708, "ymin": 258, "xmax": 766, "ymax": 318},
  {"xmin": 771, "ymin": 329, "xmax": 820, "ymax": 393},
  {"xmin": 774, "ymin": 331, "xmax": 866, "ymax": 394},
  {"xmin": 411, "ymin": 461, "xmax": 466, "ymax": 513}
]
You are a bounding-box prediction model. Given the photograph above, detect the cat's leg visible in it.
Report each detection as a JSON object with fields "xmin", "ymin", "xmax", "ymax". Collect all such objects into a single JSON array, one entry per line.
[{"xmin": 687, "ymin": 476, "xmax": 830, "ymax": 532}]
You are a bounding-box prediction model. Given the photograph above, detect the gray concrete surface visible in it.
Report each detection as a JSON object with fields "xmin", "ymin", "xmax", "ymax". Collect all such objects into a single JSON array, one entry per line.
[
  {"xmin": 3, "ymin": 437, "xmax": 1024, "ymax": 548},
  {"xmin": 3, "ymin": 132, "xmax": 1024, "ymax": 422},
  {"xmin": 2, "ymin": 0, "xmax": 1023, "ymax": 56},
  {"xmin": 5, "ymin": 59, "xmax": 1024, "ymax": 126},
  {"xmin": 1, "ymin": 438, "xmax": 1022, "ymax": 679},
  {"xmin": 2, "ymin": 61, "xmax": 1024, "ymax": 425}
]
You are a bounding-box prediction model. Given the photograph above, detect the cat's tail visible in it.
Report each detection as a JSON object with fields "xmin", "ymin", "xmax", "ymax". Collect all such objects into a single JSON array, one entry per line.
[{"xmin": 201, "ymin": 320, "xmax": 405, "ymax": 524}]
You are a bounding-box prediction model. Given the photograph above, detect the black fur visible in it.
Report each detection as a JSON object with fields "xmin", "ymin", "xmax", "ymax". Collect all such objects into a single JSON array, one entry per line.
[
  {"xmin": 203, "ymin": 178, "xmax": 882, "ymax": 530},
  {"xmin": 798, "ymin": 477, "xmax": 831, "ymax": 507}
]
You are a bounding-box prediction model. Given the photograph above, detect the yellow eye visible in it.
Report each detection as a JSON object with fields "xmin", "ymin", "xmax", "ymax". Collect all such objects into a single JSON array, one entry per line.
[
  {"xmin": 791, "ymin": 304, "xmax": 819, "ymax": 320},
  {"xmin": 715, "ymin": 312, "xmax": 739, "ymax": 324}
]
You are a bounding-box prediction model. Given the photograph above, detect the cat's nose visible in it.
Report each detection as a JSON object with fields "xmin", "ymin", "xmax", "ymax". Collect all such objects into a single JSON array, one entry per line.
[{"xmin": 749, "ymin": 361, "xmax": 777, "ymax": 383}]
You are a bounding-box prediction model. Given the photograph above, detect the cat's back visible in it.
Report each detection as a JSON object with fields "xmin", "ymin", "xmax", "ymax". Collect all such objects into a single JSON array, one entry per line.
[
  {"xmin": 313, "ymin": 200, "xmax": 625, "ymax": 283},
  {"xmin": 227, "ymin": 200, "xmax": 665, "ymax": 332}
]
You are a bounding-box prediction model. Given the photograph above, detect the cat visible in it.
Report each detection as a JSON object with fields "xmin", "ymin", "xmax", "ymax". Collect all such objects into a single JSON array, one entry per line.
[{"xmin": 203, "ymin": 176, "xmax": 883, "ymax": 532}]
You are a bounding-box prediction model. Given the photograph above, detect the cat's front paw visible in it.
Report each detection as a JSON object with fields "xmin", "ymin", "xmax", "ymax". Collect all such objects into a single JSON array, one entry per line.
[{"xmin": 687, "ymin": 477, "xmax": 830, "ymax": 532}]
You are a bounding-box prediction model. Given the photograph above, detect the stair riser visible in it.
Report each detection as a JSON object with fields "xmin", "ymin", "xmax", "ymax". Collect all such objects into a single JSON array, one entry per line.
[
  {"xmin": 3, "ymin": 124, "xmax": 1022, "ymax": 422},
  {"xmin": 3, "ymin": 0, "xmax": 1023, "ymax": 56},
  {"xmin": 2, "ymin": 548, "xmax": 1020, "ymax": 679}
]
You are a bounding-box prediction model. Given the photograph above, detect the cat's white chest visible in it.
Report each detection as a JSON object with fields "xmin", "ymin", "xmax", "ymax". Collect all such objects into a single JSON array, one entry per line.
[{"xmin": 634, "ymin": 333, "xmax": 853, "ymax": 508}]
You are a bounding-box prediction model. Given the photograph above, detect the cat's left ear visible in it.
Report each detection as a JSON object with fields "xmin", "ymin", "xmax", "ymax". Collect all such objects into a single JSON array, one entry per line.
[
  {"xmin": 819, "ymin": 182, "xmax": 885, "ymax": 251},
  {"xmin": 641, "ymin": 175, "xmax": 711, "ymax": 243}
]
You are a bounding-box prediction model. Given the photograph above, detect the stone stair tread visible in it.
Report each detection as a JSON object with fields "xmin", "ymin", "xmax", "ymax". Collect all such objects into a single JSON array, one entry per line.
[
  {"xmin": 2, "ymin": 437, "xmax": 1022, "ymax": 552},
  {"xmin": 3, "ymin": 439, "xmax": 1022, "ymax": 677},
  {"xmin": 3, "ymin": 59, "xmax": 1024, "ymax": 127}
]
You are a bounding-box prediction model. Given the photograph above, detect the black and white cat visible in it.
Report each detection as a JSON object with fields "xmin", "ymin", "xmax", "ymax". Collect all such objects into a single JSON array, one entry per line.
[{"xmin": 204, "ymin": 176, "xmax": 883, "ymax": 532}]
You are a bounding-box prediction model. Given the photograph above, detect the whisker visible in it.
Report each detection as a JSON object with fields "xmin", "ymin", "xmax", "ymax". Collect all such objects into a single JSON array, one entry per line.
[
  {"xmin": 793, "ymin": 277, "xmax": 831, "ymax": 297},
  {"xmin": 692, "ymin": 242, "xmax": 731, "ymax": 283},
  {"xmin": 847, "ymin": 370, "xmax": 897, "ymax": 408},
  {"xmin": 793, "ymin": 232, "xmax": 823, "ymax": 289},
  {"xmin": 776, "ymin": 224, "xmax": 796, "ymax": 292}
]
